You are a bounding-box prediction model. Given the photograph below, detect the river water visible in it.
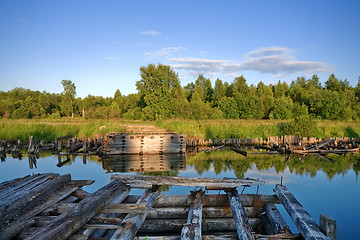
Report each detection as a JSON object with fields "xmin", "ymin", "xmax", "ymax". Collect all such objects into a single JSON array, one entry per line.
[{"xmin": 0, "ymin": 150, "xmax": 359, "ymax": 239}]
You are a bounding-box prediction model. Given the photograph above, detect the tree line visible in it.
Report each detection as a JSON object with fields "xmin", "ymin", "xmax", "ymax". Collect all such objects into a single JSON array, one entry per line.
[{"xmin": 1, "ymin": 64, "xmax": 360, "ymax": 120}]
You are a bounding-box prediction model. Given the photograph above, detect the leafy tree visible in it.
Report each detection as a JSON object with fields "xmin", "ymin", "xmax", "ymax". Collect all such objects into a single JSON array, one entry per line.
[
  {"xmin": 60, "ymin": 80, "xmax": 76, "ymax": 117},
  {"xmin": 212, "ymin": 78, "xmax": 226, "ymax": 107},
  {"xmin": 195, "ymin": 74, "xmax": 214, "ymax": 103},
  {"xmin": 219, "ymin": 97, "xmax": 239, "ymax": 119},
  {"xmin": 256, "ymin": 81, "xmax": 274, "ymax": 118},
  {"xmin": 269, "ymin": 96, "xmax": 293, "ymax": 119},
  {"xmin": 136, "ymin": 64, "xmax": 182, "ymax": 120}
]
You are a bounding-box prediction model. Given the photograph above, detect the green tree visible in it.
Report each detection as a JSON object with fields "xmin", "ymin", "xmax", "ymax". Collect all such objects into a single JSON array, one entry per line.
[
  {"xmin": 136, "ymin": 64, "xmax": 181, "ymax": 120},
  {"xmin": 212, "ymin": 78, "xmax": 226, "ymax": 107},
  {"xmin": 60, "ymin": 80, "xmax": 76, "ymax": 117}
]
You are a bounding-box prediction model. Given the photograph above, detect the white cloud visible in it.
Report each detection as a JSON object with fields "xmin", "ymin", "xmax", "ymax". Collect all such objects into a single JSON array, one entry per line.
[
  {"xmin": 104, "ymin": 57, "xmax": 119, "ymax": 61},
  {"xmin": 145, "ymin": 47, "xmax": 185, "ymax": 58},
  {"xmin": 135, "ymin": 42, "xmax": 154, "ymax": 47},
  {"xmin": 169, "ymin": 46, "xmax": 330, "ymax": 78},
  {"xmin": 15, "ymin": 18, "xmax": 28, "ymax": 24},
  {"xmin": 139, "ymin": 30, "xmax": 161, "ymax": 36}
]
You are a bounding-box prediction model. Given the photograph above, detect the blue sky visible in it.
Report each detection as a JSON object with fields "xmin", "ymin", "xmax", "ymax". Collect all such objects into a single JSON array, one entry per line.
[{"xmin": 1, "ymin": 1, "xmax": 359, "ymax": 98}]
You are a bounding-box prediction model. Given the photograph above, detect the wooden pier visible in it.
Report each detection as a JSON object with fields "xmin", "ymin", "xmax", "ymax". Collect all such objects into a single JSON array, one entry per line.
[
  {"xmin": 103, "ymin": 133, "xmax": 186, "ymax": 155},
  {"xmin": 0, "ymin": 173, "xmax": 336, "ymax": 240}
]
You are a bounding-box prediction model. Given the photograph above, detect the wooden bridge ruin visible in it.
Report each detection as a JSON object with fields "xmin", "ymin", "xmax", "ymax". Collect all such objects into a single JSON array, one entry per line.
[{"xmin": 0, "ymin": 173, "xmax": 336, "ymax": 240}]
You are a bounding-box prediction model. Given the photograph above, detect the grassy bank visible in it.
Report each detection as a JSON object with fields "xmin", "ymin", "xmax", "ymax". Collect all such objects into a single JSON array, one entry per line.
[
  {"xmin": 155, "ymin": 119, "xmax": 360, "ymax": 140},
  {"xmin": 0, "ymin": 118, "xmax": 359, "ymax": 142},
  {"xmin": 0, "ymin": 118, "xmax": 129, "ymax": 142}
]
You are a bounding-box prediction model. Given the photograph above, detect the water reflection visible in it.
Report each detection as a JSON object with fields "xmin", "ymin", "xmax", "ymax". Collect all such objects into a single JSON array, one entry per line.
[
  {"xmin": 186, "ymin": 151, "xmax": 360, "ymax": 180},
  {"xmin": 101, "ymin": 154, "xmax": 186, "ymax": 173}
]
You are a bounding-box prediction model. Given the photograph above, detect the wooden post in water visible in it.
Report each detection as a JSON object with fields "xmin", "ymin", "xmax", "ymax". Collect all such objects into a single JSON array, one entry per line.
[
  {"xmin": 274, "ymin": 184, "xmax": 330, "ymax": 240},
  {"xmin": 319, "ymin": 214, "xmax": 337, "ymax": 240}
]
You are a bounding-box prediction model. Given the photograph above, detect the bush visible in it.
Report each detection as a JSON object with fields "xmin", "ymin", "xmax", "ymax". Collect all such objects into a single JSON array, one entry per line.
[{"xmin": 283, "ymin": 115, "xmax": 317, "ymax": 137}]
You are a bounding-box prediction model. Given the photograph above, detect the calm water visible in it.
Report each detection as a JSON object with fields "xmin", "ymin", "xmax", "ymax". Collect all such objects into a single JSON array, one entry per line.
[{"xmin": 1, "ymin": 151, "xmax": 359, "ymax": 239}]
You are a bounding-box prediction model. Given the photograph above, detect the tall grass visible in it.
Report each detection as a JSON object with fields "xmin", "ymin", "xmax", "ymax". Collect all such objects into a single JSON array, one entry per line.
[
  {"xmin": 0, "ymin": 119, "xmax": 127, "ymax": 142},
  {"xmin": 156, "ymin": 119, "xmax": 360, "ymax": 139},
  {"xmin": 1, "ymin": 118, "xmax": 359, "ymax": 142}
]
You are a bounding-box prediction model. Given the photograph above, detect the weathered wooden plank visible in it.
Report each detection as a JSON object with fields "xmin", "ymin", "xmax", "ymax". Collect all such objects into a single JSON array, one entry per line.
[
  {"xmin": 0, "ymin": 173, "xmax": 71, "ymax": 226},
  {"xmin": 256, "ymin": 233, "xmax": 303, "ymax": 239},
  {"xmin": 25, "ymin": 180, "xmax": 130, "ymax": 240},
  {"xmin": 57, "ymin": 203, "xmax": 155, "ymax": 214},
  {"xmin": 111, "ymin": 175, "xmax": 264, "ymax": 189},
  {"xmin": 109, "ymin": 186, "xmax": 160, "ymax": 240},
  {"xmin": 181, "ymin": 190, "xmax": 204, "ymax": 240},
  {"xmin": 87, "ymin": 191, "xmax": 131, "ymax": 238},
  {"xmin": 319, "ymin": 214, "xmax": 337, "ymax": 240},
  {"xmin": 225, "ymin": 188, "xmax": 255, "ymax": 240},
  {"xmin": 0, "ymin": 181, "xmax": 87, "ymax": 240},
  {"xmin": 138, "ymin": 218, "xmax": 261, "ymax": 233},
  {"xmin": 264, "ymin": 202, "xmax": 291, "ymax": 234},
  {"xmin": 274, "ymin": 184, "xmax": 330, "ymax": 240},
  {"xmin": 125, "ymin": 194, "xmax": 279, "ymax": 207},
  {"xmin": 0, "ymin": 173, "xmax": 52, "ymax": 200}
]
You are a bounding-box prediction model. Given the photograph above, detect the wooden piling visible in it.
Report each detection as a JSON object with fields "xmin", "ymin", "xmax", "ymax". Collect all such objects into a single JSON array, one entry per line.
[{"xmin": 274, "ymin": 184, "xmax": 330, "ymax": 240}]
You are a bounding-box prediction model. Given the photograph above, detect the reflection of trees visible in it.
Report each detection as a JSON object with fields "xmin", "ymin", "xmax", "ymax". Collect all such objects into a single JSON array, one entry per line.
[{"xmin": 186, "ymin": 151, "xmax": 360, "ymax": 179}]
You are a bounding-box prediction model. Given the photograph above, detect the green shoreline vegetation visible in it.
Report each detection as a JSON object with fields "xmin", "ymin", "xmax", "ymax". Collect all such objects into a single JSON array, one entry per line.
[
  {"xmin": 0, "ymin": 64, "xmax": 360, "ymax": 141},
  {"xmin": 0, "ymin": 118, "xmax": 359, "ymax": 142}
]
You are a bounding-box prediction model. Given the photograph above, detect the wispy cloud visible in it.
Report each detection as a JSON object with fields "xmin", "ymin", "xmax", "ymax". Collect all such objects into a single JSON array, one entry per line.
[
  {"xmin": 170, "ymin": 46, "xmax": 330, "ymax": 78},
  {"xmin": 135, "ymin": 42, "xmax": 154, "ymax": 47},
  {"xmin": 15, "ymin": 18, "xmax": 28, "ymax": 24},
  {"xmin": 139, "ymin": 30, "xmax": 161, "ymax": 37},
  {"xmin": 104, "ymin": 57, "xmax": 119, "ymax": 61},
  {"xmin": 145, "ymin": 47, "xmax": 185, "ymax": 58}
]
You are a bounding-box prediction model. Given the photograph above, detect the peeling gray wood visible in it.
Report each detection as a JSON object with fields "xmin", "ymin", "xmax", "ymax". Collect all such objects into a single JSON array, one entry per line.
[
  {"xmin": 319, "ymin": 214, "xmax": 336, "ymax": 240},
  {"xmin": 25, "ymin": 180, "xmax": 129, "ymax": 240},
  {"xmin": 111, "ymin": 174, "xmax": 264, "ymax": 189},
  {"xmin": 125, "ymin": 193, "xmax": 279, "ymax": 208},
  {"xmin": 138, "ymin": 218, "xmax": 261, "ymax": 233},
  {"xmin": 109, "ymin": 186, "xmax": 160, "ymax": 240},
  {"xmin": 0, "ymin": 182, "xmax": 83, "ymax": 239},
  {"xmin": 274, "ymin": 184, "xmax": 330, "ymax": 240},
  {"xmin": 264, "ymin": 202, "xmax": 291, "ymax": 234},
  {"xmin": 0, "ymin": 173, "xmax": 71, "ymax": 226},
  {"xmin": 225, "ymin": 188, "xmax": 255, "ymax": 240},
  {"xmin": 181, "ymin": 190, "xmax": 204, "ymax": 240}
]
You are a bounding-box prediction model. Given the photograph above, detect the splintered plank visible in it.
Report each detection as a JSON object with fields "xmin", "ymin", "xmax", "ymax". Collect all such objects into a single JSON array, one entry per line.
[
  {"xmin": 225, "ymin": 188, "xmax": 255, "ymax": 240},
  {"xmin": 181, "ymin": 190, "xmax": 204, "ymax": 240},
  {"xmin": 25, "ymin": 180, "xmax": 129, "ymax": 240},
  {"xmin": 0, "ymin": 173, "xmax": 71, "ymax": 226},
  {"xmin": 125, "ymin": 194, "xmax": 279, "ymax": 208},
  {"xmin": 111, "ymin": 175, "xmax": 264, "ymax": 189},
  {"xmin": 109, "ymin": 186, "xmax": 160, "ymax": 240},
  {"xmin": 264, "ymin": 202, "xmax": 291, "ymax": 234},
  {"xmin": 0, "ymin": 181, "xmax": 89, "ymax": 239},
  {"xmin": 274, "ymin": 184, "xmax": 330, "ymax": 240}
]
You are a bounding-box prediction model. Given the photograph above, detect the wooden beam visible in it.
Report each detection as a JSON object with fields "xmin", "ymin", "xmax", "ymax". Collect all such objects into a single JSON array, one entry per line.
[
  {"xmin": 264, "ymin": 202, "xmax": 291, "ymax": 234},
  {"xmin": 181, "ymin": 190, "xmax": 204, "ymax": 240},
  {"xmin": 274, "ymin": 184, "xmax": 330, "ymax": 240},
  {"xmin": 109, "ymin": 186, "xmax": 160, "ymax": 240},
  {"xmin": 0, "ymin": 173, "xmax": 71, "ymax": 226},
  {"xmin": 319, "ymin": 214, "xmax": 337, "ymax": 240},
  {"xmin": 0, "ymin": 182, "xmax": 84, "ymax": 239},
  {"xmin": 225, "ymin": 188, "xmax": 255, "ymax": 240},
  {"xmin": 138, "ymin": 218, "xmax": 261, "ymax": 233},
  {"xmin": 111, "ymin": 175, "xmax": 264, "ymax": 189},
  {"xmin": 25, "ymin": 180, "xmax": 130, "ymax": 240},
  {"xmin": 125, "ymin": 194, "xmax": 279, "ymax": 208}
]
